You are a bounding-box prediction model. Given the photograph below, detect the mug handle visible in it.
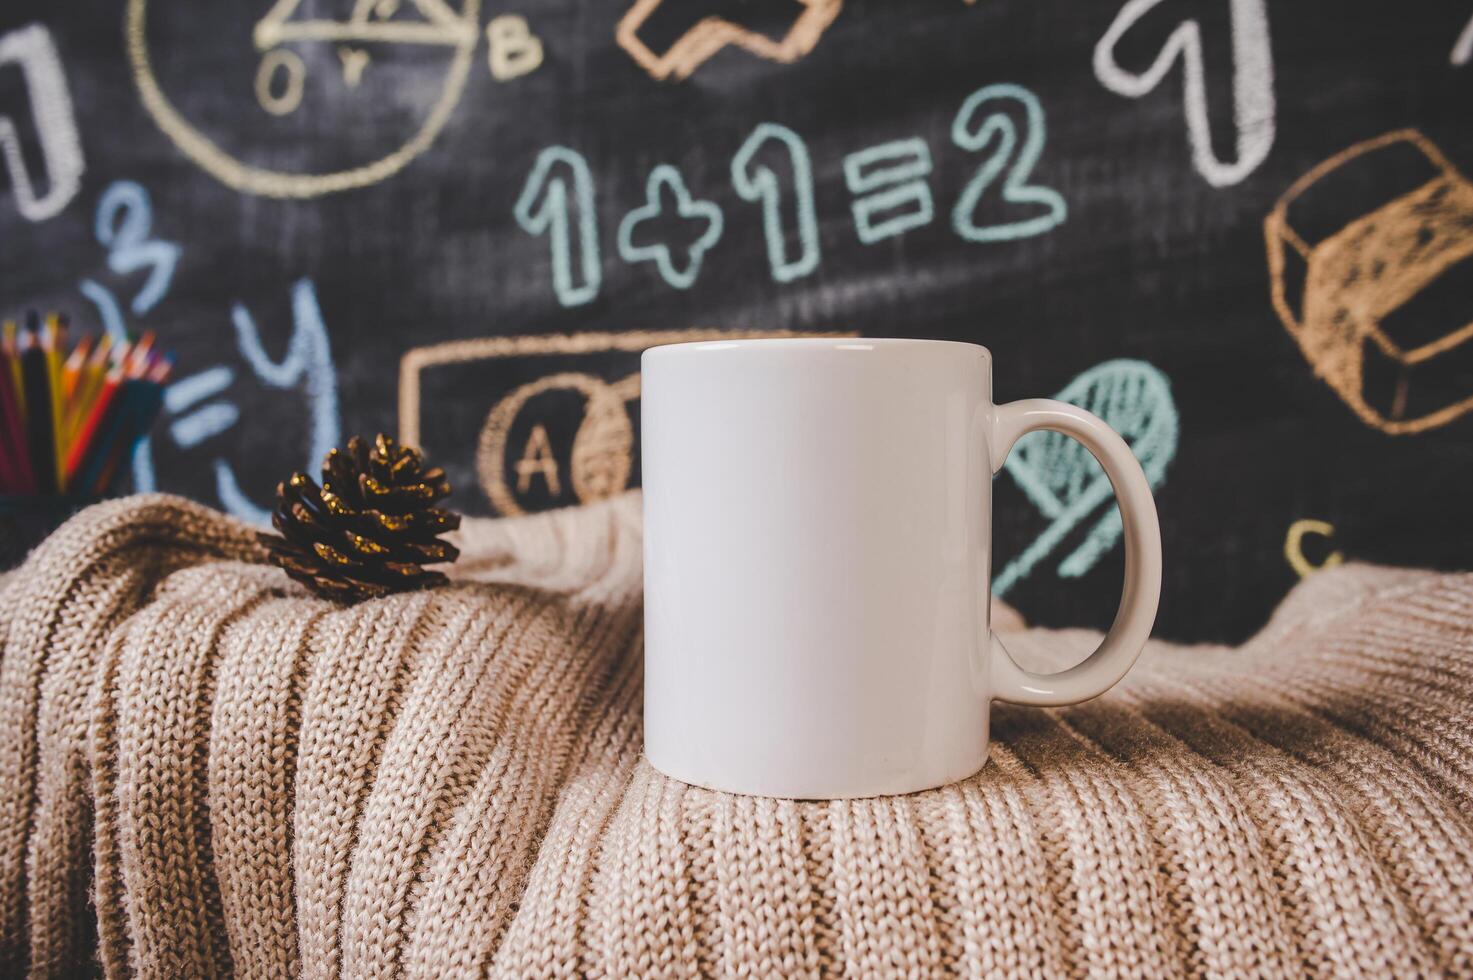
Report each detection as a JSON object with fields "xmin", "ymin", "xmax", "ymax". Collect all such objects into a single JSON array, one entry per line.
[{"xmin": 988, "ymin": 399, "xmax": 1163, "ymax": 706}]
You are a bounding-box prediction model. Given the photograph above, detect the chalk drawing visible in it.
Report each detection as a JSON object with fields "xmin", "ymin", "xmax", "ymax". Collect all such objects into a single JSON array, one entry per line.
[
  {"xmin": 478, "ymin": 371, "xmax": 637, "ymax": 515},
  {"xmin": 165, "ymin": 366, "xmax": 238, "ymax": 447},
  {"xmin": 487, "ymin": 14, "xmax": 543, "ymax": 80},
  {"xmin": 951, "ymin": 84, "xmax": 1066, "ymax": 243},
  {"xmin": 994, "ymin": 360, "xmax": 1177, "ymax": 596},
  {"xmin": 1265, "ymin": 130, "xmax": 1473, "ymax": 435},
  {"xmin": 617, "ymin": 164, "xmax": 724, "ymax": 290},
  {"xmin": 337, "ymin": 47, "xmax": 371, "ymax": 87},
  {"xmin": 844, "ymin": 138, "xmax": 934, "ymax": 244},
  {"xmin": 731, "ymin": 123, "xmax": 820, "ymax": 283},
  {"xmin": 514, "ymin": 424, "xmax": 561, "ymax": 496},
  {"xmin": 95, "ymin": 181, "xmax": 181, "ymax": 316},
  {"xmin": 1284, "ymin": 518, "xmax": 1343, "ymax": 578},
  {"xmin": 127, "ymin": 0, "xmax": 481, "ymax": 197},
  {"xmin": 616, "ymin": 0, "xmax": 843, "ymax": 81},
  {"xmin": 214, "ymin": 278, "xmax": 341, "ymax": 524},
  {"xmin": 254, "ymin": 0, "xmax": 476, "ymax": 49},
  {"xmin": 514, "ymin": 147, "xmax": 601, "ymax": 307},
  {"xmin": 1454, "ymin": 12, "xmax": 1473, "ymax": 65},
  {"xmin": 254, "ymin": 47, "xmax": 306, "ymax": 115},
  {"xmin": 0, "ymin": 24, "xmax": 84, "ymax": 221},
  {"xmin": 78, "ymin": 280, "xmax": 130, "ymax": 342},
  {"xmin": 1094, "ymin": 0, "xmax": 1274, "ymax": 188}
]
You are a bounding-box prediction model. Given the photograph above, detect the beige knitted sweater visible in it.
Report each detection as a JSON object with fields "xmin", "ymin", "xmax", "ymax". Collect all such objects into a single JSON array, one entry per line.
[{"xmin": 1, "ymin": 494, "xmax": 1470, "ymax": 978}]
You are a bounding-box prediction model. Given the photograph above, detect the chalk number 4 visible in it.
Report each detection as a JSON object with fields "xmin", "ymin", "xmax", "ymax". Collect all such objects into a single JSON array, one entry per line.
[{"xmin": 951, "ymin": 84, "xmax": 1066, "ymax": 243}]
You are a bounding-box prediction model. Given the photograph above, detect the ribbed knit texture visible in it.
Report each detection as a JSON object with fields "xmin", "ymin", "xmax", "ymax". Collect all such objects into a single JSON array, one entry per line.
[{"xmin": 1, "ymin": 493, "xmax": 1470, "ymax": 978}]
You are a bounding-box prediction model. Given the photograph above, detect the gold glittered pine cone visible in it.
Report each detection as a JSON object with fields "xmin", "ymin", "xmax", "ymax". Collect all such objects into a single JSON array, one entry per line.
[{"xmin": 259, "ymin": 433, "xmax": 461, "ymax": 603}]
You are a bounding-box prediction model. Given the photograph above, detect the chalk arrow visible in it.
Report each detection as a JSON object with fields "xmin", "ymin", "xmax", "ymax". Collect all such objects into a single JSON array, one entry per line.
[
  {"xmin": 514, "ymin": 147, "xmax": 601, "ymax": 307},
  {"xmin": 1093, "ymin": 0, "xmax": 1274, "ymax": 188}
]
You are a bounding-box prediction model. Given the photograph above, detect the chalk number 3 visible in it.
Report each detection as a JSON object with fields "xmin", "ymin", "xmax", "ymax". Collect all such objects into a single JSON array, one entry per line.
[
  {"xmin": 951, "ymin": 83, "xmax": 1067, "ymax": 243},
  {"xmin": 96, "ymin": 181, "xmax": 180, "ymax": 316}
]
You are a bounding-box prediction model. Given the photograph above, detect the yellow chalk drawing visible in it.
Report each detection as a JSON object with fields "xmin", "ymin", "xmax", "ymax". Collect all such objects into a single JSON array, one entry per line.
[
  {"xmin": 1266, "ymin": 130, "xmax": 1473, "ymax": 434},
  {"xmin": 337, "ymin": 47, "xmax": 371, "ymax": 87},
  {"xmin": 1284, "ymin": 519, "xmax": 1343, "ymax": 578},
  {"xmin": 479, "ymin": 371, "xmax": 636, "ymax": 515},
  {"xmin": 615, "ymin": 0, "xmax": 843, "ymax": 82},
  {"xmin": 126, "ymin": 0, "xmax": 480, "ymax": 198},
  {"xmin": 486, "ymin": 14, "xmax": 543, "ymax": 80},
  {"xmin": 400, "ymin": 328, "xmax": 852, "ymax": 514},
  {"xmin": 253, "ymin": 0, "xmax": 476, "ymax": 49},
  {"xmin": 515, "ymin": 424, "xmax": 561, "ymax": 496},
  {"xmin": 254, "ymin": 48, "xmax": 305, "ymax": 115}
]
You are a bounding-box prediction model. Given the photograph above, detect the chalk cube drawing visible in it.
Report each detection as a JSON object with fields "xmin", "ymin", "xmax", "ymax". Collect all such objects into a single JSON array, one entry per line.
[
  {"xmin": 1266, "ymin": 130, "xmax": 1473, "ymax": 435},
  {"xmin": 994, "ymin": 360, "xmax": 1176, "ymax": 597}
]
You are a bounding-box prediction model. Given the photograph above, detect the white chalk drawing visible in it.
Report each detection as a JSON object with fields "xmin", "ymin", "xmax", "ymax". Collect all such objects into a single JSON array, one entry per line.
[
  {"xmin": 731, "ymin": 123, "xmax": 820, "ymax": 283},
  {"xmin": 1094, "ymin": 0, "xmax": 1274, "ymax": 187},
  {"xmin": 994, "ymin": 359, "xmax": 1177, "ymax": 596},
  {"xmin": 951, "ymin": 83, "xmax": 1066, "ymax": 242},
  {"xmin": 486, "ymin": 14, "xmax": 543, "ymax": 80},
  {"xmin": 0, "ymin": 23, "xmax": 84, "ymax": 222},
  {"xmin": 1453, "ymin": 12, "xmax": 1473, "ymax": 65},
  {"xmin": 844, "ymin": 138, "xmax": 934, "ymax": 244},
  {"xmin": 617, "ymin": 164, "xmax": 724, "ymax": 290},
  {"xmin": 515, "ymin": 146, "xmax": 602, "ymax": 307}
]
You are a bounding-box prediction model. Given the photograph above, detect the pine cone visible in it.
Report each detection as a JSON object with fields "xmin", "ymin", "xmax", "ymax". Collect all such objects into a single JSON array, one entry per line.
[{"xmin": 259, "ymin": 434, "xmax": 461, "ymax": 603}]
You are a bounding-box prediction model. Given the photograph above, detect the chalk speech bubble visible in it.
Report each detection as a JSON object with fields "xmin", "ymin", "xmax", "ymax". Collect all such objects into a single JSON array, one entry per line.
[{"xmin": 994, "ymin": 359, "xmax": 1177, "ymax": 596}]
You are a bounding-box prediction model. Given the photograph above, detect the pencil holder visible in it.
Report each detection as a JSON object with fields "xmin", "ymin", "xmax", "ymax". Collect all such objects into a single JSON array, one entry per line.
[{"xmin": 0, "ymin": 495, "xmax": 101, "ymax": 569}]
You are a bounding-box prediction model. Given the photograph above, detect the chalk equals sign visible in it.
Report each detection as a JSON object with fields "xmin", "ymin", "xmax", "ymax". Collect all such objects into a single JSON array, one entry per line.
[{"xmin": 162, "ymin": 365, "xmax": 238, "ymax": 447}]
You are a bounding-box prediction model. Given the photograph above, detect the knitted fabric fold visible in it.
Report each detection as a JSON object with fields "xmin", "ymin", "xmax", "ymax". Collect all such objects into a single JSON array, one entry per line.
[{"xmin": 0, "ymin": 493, "xmax": 1470, "ymax": 978}]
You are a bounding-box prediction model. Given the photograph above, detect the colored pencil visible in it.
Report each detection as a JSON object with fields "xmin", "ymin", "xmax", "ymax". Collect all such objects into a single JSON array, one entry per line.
[
  {"xmin": 20, "ymin": 327, "xmax": 58, "ymax": 495},
  {"xmin": 3, "ymin": 321, "xmax": 23, "ymax": 424},
  {"xmin": 0, "ymin": 334, "xmax": 32, "ymax": 494},
  {"xmin": 64, "ymin": 360, "xmax": 125, "ymax": 489},
  {"xmin": 1, "ymin": 313, "xmax": 170, "ymax": 500},
  {"xmin": 42, "ymin": 316, "xmax": 67, "ymax": 489}
]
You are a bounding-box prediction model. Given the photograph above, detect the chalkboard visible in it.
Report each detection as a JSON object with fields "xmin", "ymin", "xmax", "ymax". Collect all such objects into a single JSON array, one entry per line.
[{"xmin": 3, "ymin": 0, "xmax": 1473, "ymax": 642}]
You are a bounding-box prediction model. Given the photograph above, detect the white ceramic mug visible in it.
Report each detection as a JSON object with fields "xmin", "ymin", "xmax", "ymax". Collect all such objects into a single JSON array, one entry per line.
[{"xmin": 641, "ymin": 338, "xmax": 1162, "ymax": 798}]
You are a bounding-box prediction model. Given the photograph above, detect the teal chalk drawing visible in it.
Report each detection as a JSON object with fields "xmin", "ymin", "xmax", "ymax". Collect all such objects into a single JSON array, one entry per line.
[
  {"xmin": 95, "ymin": 180, "xmax": 180, "ymax": 315},
  {"xmin": 214, "ymin": 278, "xmax": 341, "ymax": 526},
  {"xmin": 843, "ymin": 137, "xmax": 934, "ymax": 243},
  {"xmin": 515, "ymin": 147, "xmax": 601, "ymax": 307},
  {"xmin": 951, "ymin": 83, "xmax": 1067, "ymax": 243},
  {"xmin": 617, "ymin": 164, "xmax": 723, "ymax": 290},
  {"xmin": 731, "ymin": 123, "xmax": 820, "ymax": 283},
  {"xmin": 993, "ymin": 359, "xmax": 1177, "ymax": 596}
]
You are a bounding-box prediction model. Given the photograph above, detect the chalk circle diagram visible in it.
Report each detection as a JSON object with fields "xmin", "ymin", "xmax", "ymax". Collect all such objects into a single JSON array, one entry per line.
[
  {"xmin": 125, "ymin": 0, "xmax": 481, "ymax": 198},
  {"xmin": 616, "ymin": 0, "xmax": 843, "ymax": 81},
  {"xmin": 400, "ymin": 329, "xmax": 852, "ymax": 516},
  {"xmin": 1266, "ymin": 130, "xmax": 1473, "ymax": 435}
]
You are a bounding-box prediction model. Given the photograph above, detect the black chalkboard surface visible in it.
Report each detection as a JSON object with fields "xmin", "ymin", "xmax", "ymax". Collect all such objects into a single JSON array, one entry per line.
[{"xmin": 3, "ymin": 0, "xmax": 1472, "ymax": 642}]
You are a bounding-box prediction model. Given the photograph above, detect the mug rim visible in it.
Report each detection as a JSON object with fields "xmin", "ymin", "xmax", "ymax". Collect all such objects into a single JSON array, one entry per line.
[{"xmin": 643, "ymin": 337, "xmax": 991, "ymax": 358}]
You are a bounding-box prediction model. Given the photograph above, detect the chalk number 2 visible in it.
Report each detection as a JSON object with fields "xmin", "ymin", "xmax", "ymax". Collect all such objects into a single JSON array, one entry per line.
[{"xmin": 951, "ymin": 84, "xmax": 1066, "ymax": 243}]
